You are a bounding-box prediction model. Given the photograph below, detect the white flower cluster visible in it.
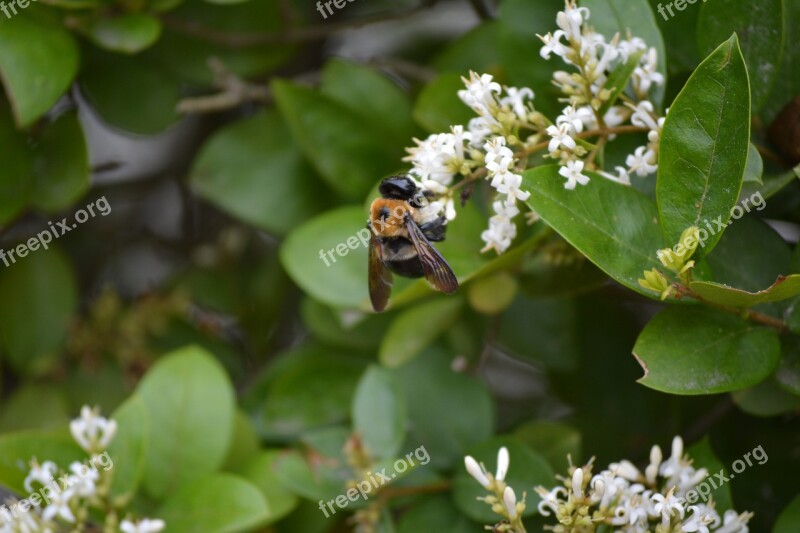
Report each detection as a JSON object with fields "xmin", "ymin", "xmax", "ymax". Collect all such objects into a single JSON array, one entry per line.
[
  {"xmin": 464, "ymin": 447, "xmax": 526, "ymax": 526},
  {"xmin": 0, "ymin": 406, "xmax": 164, "ymax": 533},
  {"xmin": 531, "ymin": 436, "xmax": 753, "ymax": 533},
  {"xmin": 402, "ymin": 0, "xmax": 667, "ymax": 255}
]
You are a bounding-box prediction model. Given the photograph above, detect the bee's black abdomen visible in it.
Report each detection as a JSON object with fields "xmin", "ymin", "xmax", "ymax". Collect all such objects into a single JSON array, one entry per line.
[
  {"xmin": 379, "ymin": 176, "xmax": 418, "ymax": 201},
  {"xmin": 386, "ymin": 257, "xmax": 424, "ymax": 278}
]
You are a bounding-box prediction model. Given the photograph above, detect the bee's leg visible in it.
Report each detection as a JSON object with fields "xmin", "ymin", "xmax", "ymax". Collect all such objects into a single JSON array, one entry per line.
[{"xmin": 419, "ymin": 216, "xmax": 447, "ymax": 242}]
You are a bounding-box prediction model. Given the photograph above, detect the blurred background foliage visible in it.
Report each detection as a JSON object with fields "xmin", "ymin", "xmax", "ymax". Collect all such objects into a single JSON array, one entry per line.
[{"xmin": 0, "ymin": 0, "xmax": 798, "ymax": 531}]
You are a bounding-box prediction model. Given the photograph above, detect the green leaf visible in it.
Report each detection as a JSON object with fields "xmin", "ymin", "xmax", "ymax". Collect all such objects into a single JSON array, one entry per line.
[
  {"xmin": 686, "ymin": 437, "xmax": 733, "ymax": 512},
  {"xmin": 190, "ymin": 109, "xmax": 326, "ymax": 236},
  {"xmin": 379, "ymin": 298, "xmax": 463, "ymax": 367},
  {"xmin": 393, "ymin": 349, "xmax": 494, "ymax": 470},
  {"xmin": 514, "ymin": 421, "xmax": 581, "ymax": 473},
  {"xmin": 107, "ymin": 395, "xmax": 149, "ymax": 504},
  {"xmin": 271, "ymin": 449, "xmax": 345, "ymax": 502},
  {"xmin": 31, "ymin": 112, "xmax": 89, "ymax": 213},
  {"xmin": 301, "ymin": 298, "xmax": 392, "ymax": 353},
  {"xmin": 0, "ymin": 247, "xmax": 78, "ymax": 375},
  {"xmin": 80, "ymin": 50, "xmax": 181, "ymax": 135},
  {"xmin": 599, "ymin": 49, "xmax": 643, "ymax": 115},
  {"xmin": 235, "ymin": 451, "xmax": 299, "ymax": 524},
  {"xmin": 657, "ymin": 34, "xmax": 751, "ymax": 252},
  {"xmin": 453, "ymin": 437, "xmax": 553, "ymax": 522},
  {"xmin": 352, "ymin": 366, "xmax": 407, "ymax": 459},
  {"xmin": 84, "ymin": 13, "xmax": 163, "ymax": 54},
  {"xmin": 522, "ymin": 165, "xmax": 665, "ymax": 296},
  {"xmin": 740, "ymin": 164, "xmax": 799, "ymax": 201},
  {"xmin": 743, "ymin": 144, "xmax": 764, "ymax": 184},
  {"xmin": 697, "ymin": 0, "xmax": 784, "ymax": 111},
  {"xmin": 584, "ymin": 0, "xmax": 666, "ymax": 107},
  {"xmin": 0, "ymin": 17, "xmax": 79, "ymax": 127},
  {"xmin": 242, "ymin": 345, "xmax": 367, "ymax": 440},
  {"xmin": 412, "ymin": 72, "xmax": 475, "ymax": 134},
  {"xmin": 136, "ymin": 346, "xmax": 236, "ymax": 498},
  {"xmin": 321, "ymin": 59, "xmax": 415, "ymax": 147},
  {"xmin": 280, "ymin": 206, "xmax": 370, "ymax": 309},
  {"xmin": 272, "ymin": 79, "xmax": 398, "ymax": 200},
  {"xmin": 0, "ymin": 385, "xmax": 69, "ymax": 432},
  {"xmin": 690, "ymin": 275, "xmax": 800, "ymax": 308},
  {"xmin": 222, "ymin": 411, "xmax": 260, "ymax": 472},
  {"xmin": 496, "ymin": 0, "xmax": 563, "ymax": 117},
  {"xmin": 732, "ymin": 376, "xmax": 800, "ymax": 416},
  {"xmin": 467, "ymin": 271, "xmax": 518, "ymax": 315},
  {"xmin": 633, "ymin": 306, "xmax": 780, "ymax": 395},
  {"xmin": 397, "ymin": 495, "xmax": 477, "ymax": 533},
  {"xmin": 0, "ymin": 432, "xmax": 84, "ymax": 495},
  {"xmin": 0, "ymin": 106, "xmax": 33, "ymax": 224},
  {"xmin": 776, "ymin": 336, "xmax": 800, "ymax": 394},
  {"xmin": 762, "ymin": 0, "xmax": 799, "ymax": 122},
  {"xmin": 158, "ymin": 473, "xmax": 269, "ymax": 533},
  {"xmin": 775, "ymin": 494, "xmax": 800, "ymax": 533}
]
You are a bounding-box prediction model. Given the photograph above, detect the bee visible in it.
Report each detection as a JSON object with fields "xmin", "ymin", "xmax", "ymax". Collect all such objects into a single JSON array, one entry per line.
[{"xmin": 367, "ymin": 176, "xmax": 458, "ymax": 312}]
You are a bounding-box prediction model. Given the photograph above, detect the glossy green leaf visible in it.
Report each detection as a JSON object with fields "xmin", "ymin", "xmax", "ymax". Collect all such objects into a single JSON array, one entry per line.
[
  {"xmin": 453, "ymin": 437, "xmax": 553, "ymax": 522},
  {"xmin": 732, "ymin": 376, "xmax": 800, "ymax": 416},
  {"xmin": 280, "ymin": 206, "xmax": 371, "ymax": 309},
  {"xmin": 321, "ymin": 59, "xmax": 415, "ymax": 147},
  {"xmin": 740, "ymin": 164, "xmax": 799, "ymax": 201},
  {"xmin": 743, "ymin": 144, "xmax": 764, "ymax": 184},
  {"xmin": 775, "ymin": 494, "xmax": 800, "ymax": 533},
  {"xmin": 0, "ymin": 107, "xmax": 33, "ymax": 225},
  {"xmin": 697, "ymin": 0, "xmax": 784, "ymax": 111},
  {"xmin": 107, "ymin": 394, "xmax": 149, "ymax": 503},
  {"xmin": 633, "ymin": 306, "xmax": 780, "ymax": 395},
  {"xmin": 222, "ymin": 410, "xmax": 260, "ymax": 472},
  {"xmin": 300, "ymin": 298, "xmax": 392, "ymax": 353},
  {"xmin": 379, "ymin": 298, "xmax": 463, "ymax": 367},
  {"xmin": 776, "ymin": 336, "xmax": 800, "ymax": 394},
  {"xmin": 0, "ymin": 432, "xmax": 84, "ymax": 495},
  {"xmin": 412, "ymin": 73, "xmax": 475, "ymax": 134},
  {"xmin": 158, "ymin": 473, "xmax": 269, "ymax": 533},
  {"xmin": 235, "ymin": 451, "xmax": 299, "ymax": 524},
  {"xmin": 272, "ymin": 79, "xmax": 398, "ymax": 200},
  {"xmin": 31, "ymin": 112, "xmax": 89, "ymax": 213},
  {"xmin": 584, "ymin": 0, "xmax": 666, "ymax": 107},
  {"xmin": 191, "ymin": 109, "xmax": 326, "ymax": 236},
  {"xmin": 0, "ymin": 247, "xmax": 78, "ymax": 375},
  {"xmin": 352, "ymin": 366, "xmax": 407, "ymax": 459},
  {"xmin": 522, "ymin": 165, "xmax": 665, "ymax": 297},
  {"xmin": 136, "ymin": 346, "xmax": 236, "ymax": 498},
  {"xmin": 85, "ymin": 13, "xmax": 163, "ymax": 54},
  {"xmin": 657, "ymin": 34, "xmax": 751, "ymax": 252},
  {"xmin": 0, "ymin": 17, "xmax": 79, "ymax": 127},
  {"xmin": 271, "ymin": 449, "xmax": 345, "ymax": 502},
  {"xmin": 433, "ymin": 22, "xmax": 501, "ymax": 74},
  {"xmin": 393, "ymin": 348, "xmax": 494, "ymax": 470},
  {"xmin": 763, "ymin": 0, "xmax": 799, "ymax": 121},
  {"xmin": 690, "ymin": 275, "xmax": 800, "ymax": 308}
]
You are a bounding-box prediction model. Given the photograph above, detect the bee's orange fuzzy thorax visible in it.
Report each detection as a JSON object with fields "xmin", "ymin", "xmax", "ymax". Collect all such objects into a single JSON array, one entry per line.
[{"xmin": 370, "ymin": 199, "xmax": 413, "ymax": 237}]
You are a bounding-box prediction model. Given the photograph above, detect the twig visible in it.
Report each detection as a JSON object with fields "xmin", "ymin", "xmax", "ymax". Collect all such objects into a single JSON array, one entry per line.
[
  {"xmin": 161, "ymin": 0, "xmax": 439, "ymax": 48},
  {"xmin": 176, "ymin": 58, "xmax": 273, "ymax": 114},
  {"xmin": 674, "ymin": 284, "xmax": 788, "ymax": 333}
]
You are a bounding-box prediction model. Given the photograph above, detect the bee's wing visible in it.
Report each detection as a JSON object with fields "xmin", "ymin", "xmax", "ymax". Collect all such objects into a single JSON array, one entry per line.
[
  {"xmin": 405, "ymin": 216, "xmax": 459, "ymax": 294},
  {"xmin": 368, "ymin": 229, "xmax": 393, "ymax": 312}
]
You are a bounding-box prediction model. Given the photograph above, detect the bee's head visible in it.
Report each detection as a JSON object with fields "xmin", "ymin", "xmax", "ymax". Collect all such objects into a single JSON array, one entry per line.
[{"xmin": 379, "ymin": 176, "xmax": 418, "ymax": 201}]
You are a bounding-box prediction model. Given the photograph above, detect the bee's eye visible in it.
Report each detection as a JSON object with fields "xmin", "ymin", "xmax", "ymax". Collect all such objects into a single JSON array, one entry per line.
[{"xmin": 379, "ymin": 207, "xmax": 391, "ymax": 220}]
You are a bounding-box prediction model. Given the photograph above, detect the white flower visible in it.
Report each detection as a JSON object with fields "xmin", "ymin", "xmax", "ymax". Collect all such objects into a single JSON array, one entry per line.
[
  {"xmin": 556, "ymin": 105, "xmax": 589, "ymax": 134},
  {"xmin": 629, "ymin": 100, "xmax": 659, "ymax": 131},
  {"xmin": 559, "ymin": 160, "xmax": 590, "ymax": 190},
  {"xmin": 496, "ymin": 447, "xmax": 509, "ymax": 482},
  {"xmin": 70, "ymin": 405, "xmax": 117, "ymax": 453},
  {"xmin": 67, "ymin": 461, "xmax": 99, "ymax": 497},
  {"xmin": 24, "ymin": 460, "xmax": 58, "ymax": 493},
  {"xmin": 546, "ymin": 123, "xmax": 577, "ymax": 154},
  {"xmin": 464, "ymin": 456, "xmax": 490, "ymax": 488},
  {"xmin": 42, "ymin": 488, "xmax": 76, "ymax": 524},
  {"xmin": 494, "ymin": 172, "xmax": 530, "ymax": 204},
  {"xmin": 450, "ymin": 125, "xmax": 471, "ymax": 161},
  {"xmin": 539, "ymin": 30, "xmax": 570, "ymax": 60},
  {"xmin": 458, "ymin": 71, "xmax": 501, "ymax": 116},
  {"xmin": 444, "ymin": 198, "xmax": 456, "ymax": 221},
  {"xmin": 626, "ymin": 145, "xmax": 658, "ymax": 176},
  {"xmin": 556, "ymin": 2, "xmax": 590, "ymax": 41},
  {"xmin": 492, "ymin": 201, "xmax": 520, "ymax": 221},
  {"xmin": 501, "ymin": 87, "xmax": 534, "ymax": 121},
  {"xmin": 599, "ymin": 166, "xmax": 630, "ymax": 185},
  {"xmin": 572, "ymin": 467, "xmax": 584, "ymax": 499},
  {"xmin": 603, "ymin": 105, "xmax": 629, "ymax": 128},
  {"xmin": 652, "ymin": 488, "xmax": 686, "ymax": 526},
  {"xmin": 484, "ymin": 137, "xmax": 515, "ymax": 175},
  {"xmin": 467, "ymin": 116, "xmax": 496, "ymax": 147},
  {"xmin": 590, "ymin": 42, "xmax": 620, "ymax": 79},
  {"xmin": 404, "ymin": 133, "xmax": 463, "ymax": 186},
  {"xmin": 682, "ymin": 504, "xmax": 721, "ymax": 533},
  {"xmin": 617, "ymin": 36, "xmax": 647, "ymax": 62},
  {"xmin": 645, "ymin": 444, "xmax": 662, "ymax": 485},
  {"xmin": 503, "ymin": 486, "xmax": 518, "ymax": 519},
  {"xmin": 120, "ymin": 518, "xmax": 167, "ymax": 533},
  {"xmin": 716, "ymin": 510, "xmax": 753, "ymax": 533},
  {"xmin": 634, "ymin": 47, "xmax": 665, "ymax": 95},
  {"xmin": 481, "ymin": 214, "xmax": 517, "ymax": 254},
  {"xmin": 534, "ymin": 485, "xmax": 567, "ymax": 516}
]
